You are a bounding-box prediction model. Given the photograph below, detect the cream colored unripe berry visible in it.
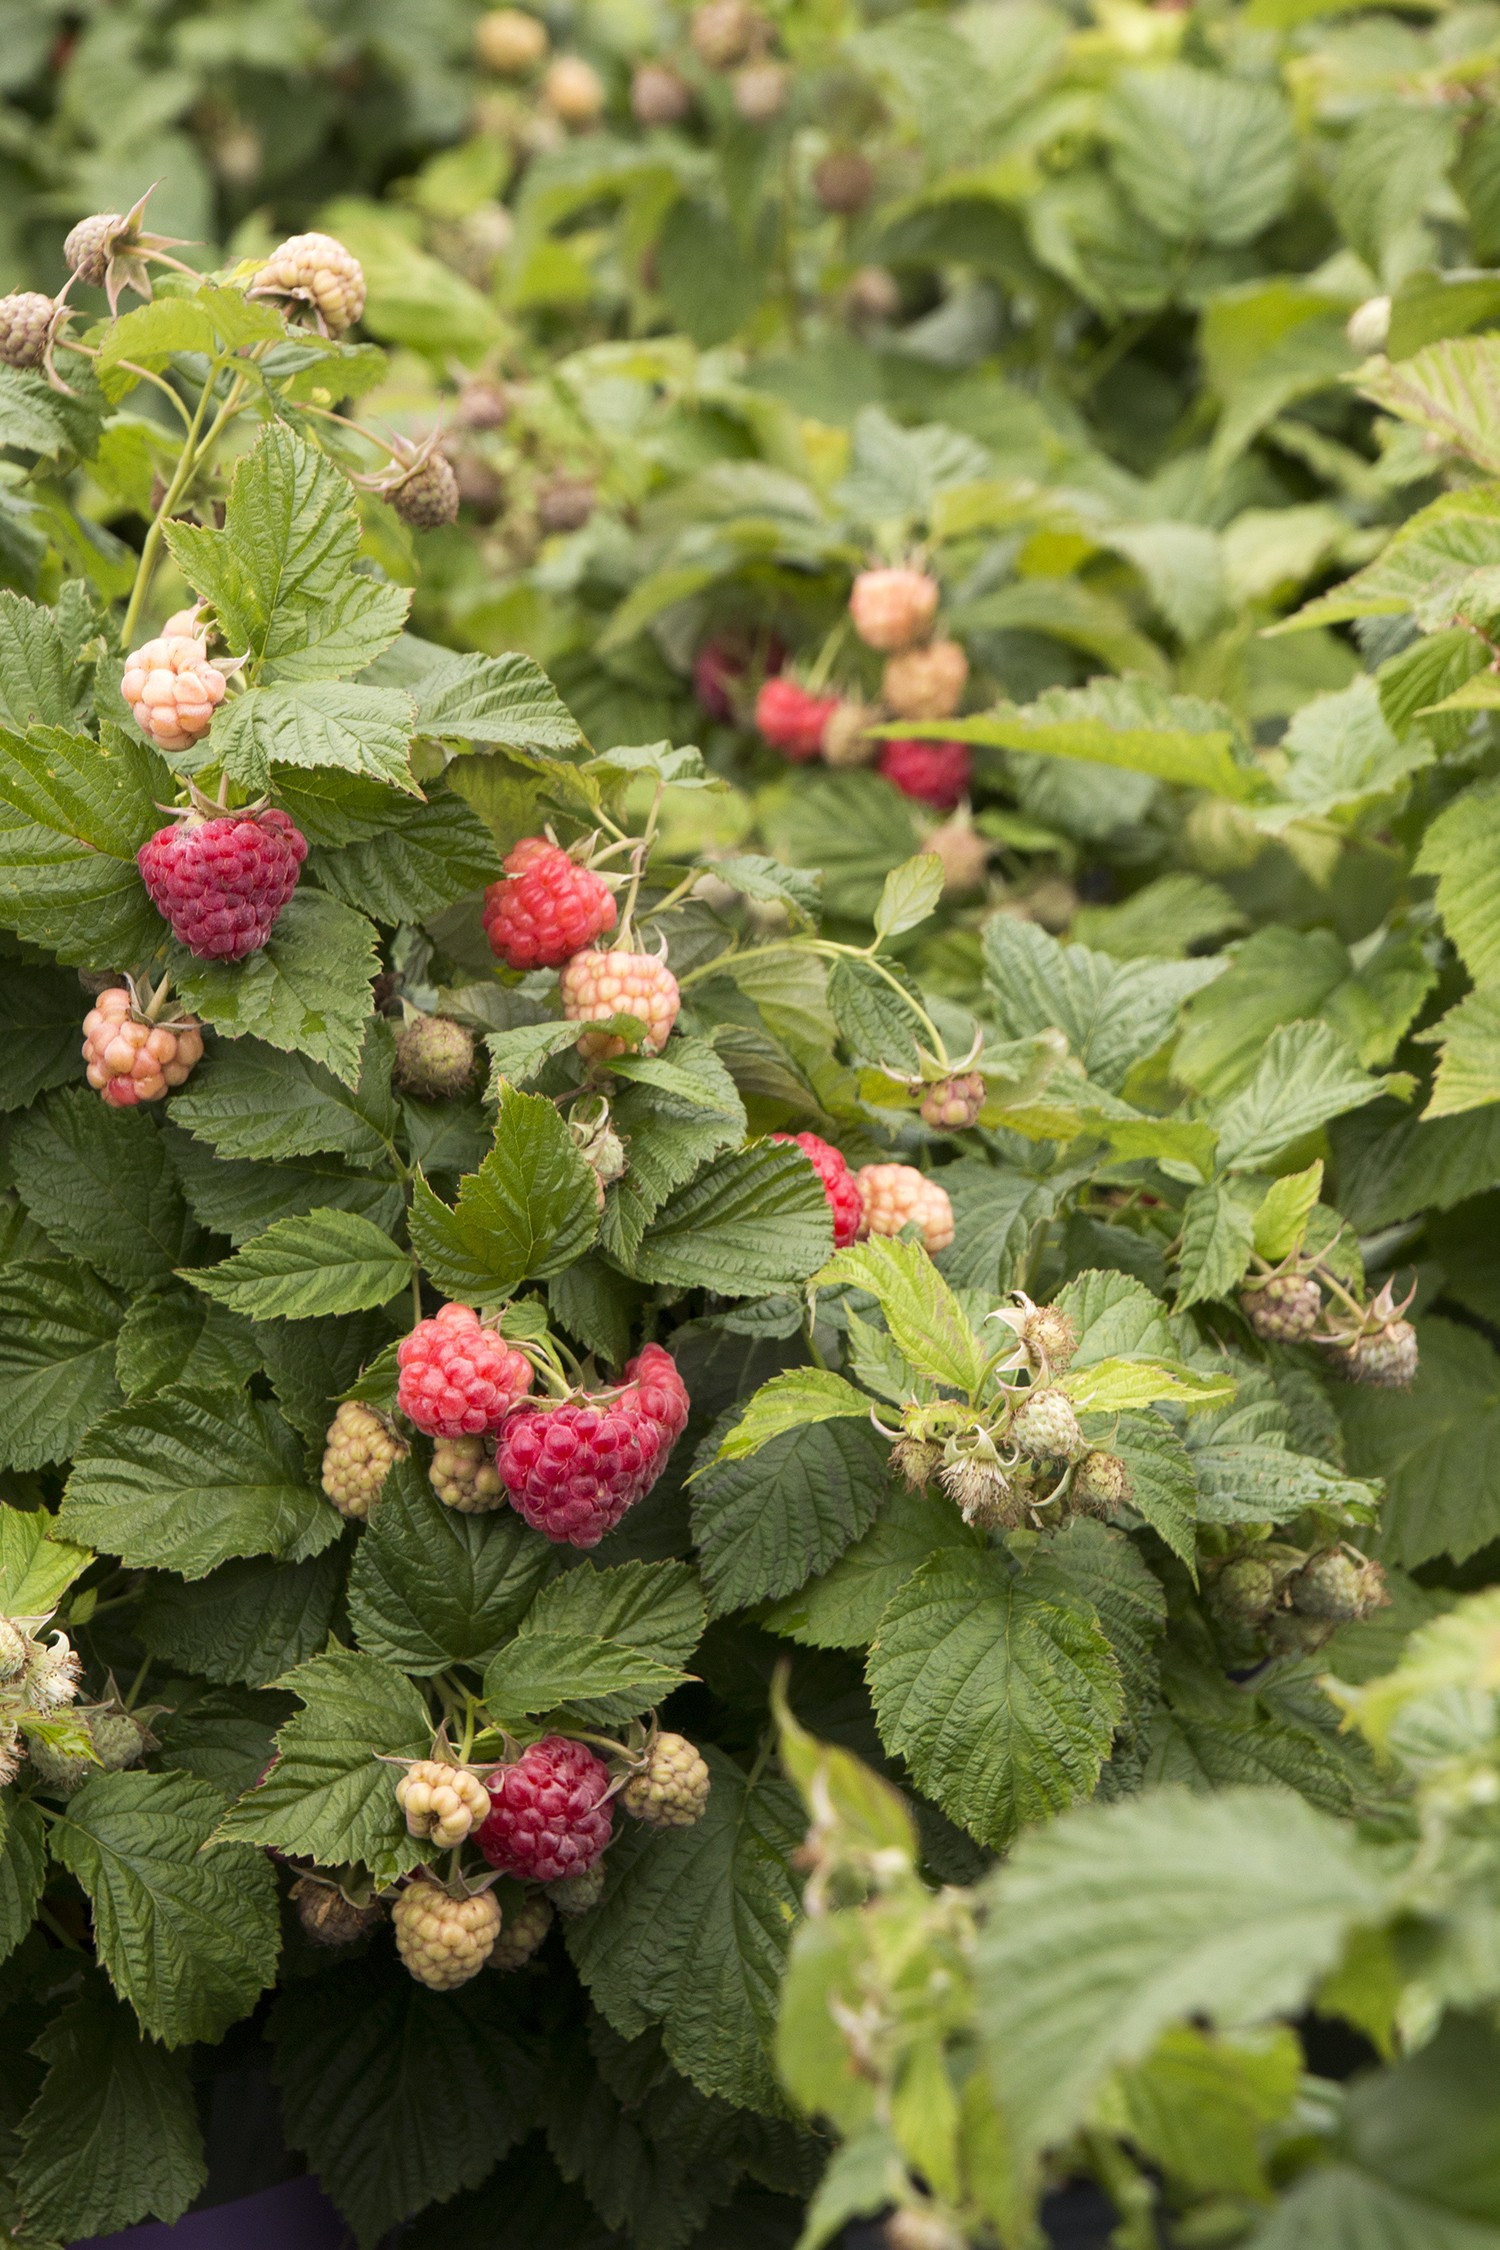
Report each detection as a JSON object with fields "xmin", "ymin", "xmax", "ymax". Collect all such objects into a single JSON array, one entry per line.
[
  {"xmin": 320, "ymin": 1402, "xmax": 408, "ymax": 1520},
  {"xmin": 855, "ymin": 1164, "xmax": 954, "ymax": 1255},
  {"xmin": 882, "ymin": 639, "xmax": 968, "ymax": 720},
  {"xmin": 429, "ymin": 1434, "xmax": 506, "ymax": 1512},
  {"xmin": 475, "ymin": 7, "xmax": 549, "ymax": 73},
  {"xmin": 544, "ymin": 55, "xmax": 606, "ymax": 125},
  {"xmin": 120, "ymin": 635, "xmax": 227, "ymax": 751},
  {"xmin": 849, "ymin": 566, "xmax": 940, "ymax": 652},
  {"xmin": 396, "ymin": 1759, "xmax": 491, "ymax": 1848},
  {"xmin": 560, "ymin": 949, "xmax": 680, "ymax": 1059},
  {"xmin": 393, "ymin": 1879, "xmax": 501, "ymax": 1989}
]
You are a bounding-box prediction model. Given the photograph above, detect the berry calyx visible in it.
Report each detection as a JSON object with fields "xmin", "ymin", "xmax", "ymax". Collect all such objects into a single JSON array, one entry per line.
[
  {"xmin": 849, "ymin": 566, "xmax": 940, "ymax": 652},
  {"xmin": 878, "ymin": 738, "xmax": 972, "ymax": 812},
  {"xmin": 138, "ymin": 804, "xmax": 307, "ymax": 960},
  {"xmin": 939, "ymin": 1447, "xmax": 1028, "ymax": 1531},
  {"xmin": 64, "ymin": 190, "xmax": 189, "ymax": 314},
  {"xmin": 396, "ymin": 1304, "xmax": 535, "ymax": 1439},
  {"xmin": 252, "ymin": 231, "xmax": 366, "ymax": 334},
  {"xmin": 1241, "ymin": 1273, "xmax": 1322, "ymax": 1343},
  {"xmin": 396, "ymin": 1760, "xmax": 492, "ymax": 1848},
  {"xmin": 320, "ymin": 1402, "xmax": 408, "ymax": 1520},
  {"xmin": 482, "ymin": 837, "xmax": 617, "ymax": 970},
  {"xmin": 393, "ymin": 1876, "xmax": 501, "ymax": 1989},
  {"xmin": 478, "ymin": 1734, "xmax": 614, "ymax": 1882},
  {"xmin": 393, "ymin": 1015, "xmax": 477, "ymax": 1101},
  {"xmin": 495, "ymin": 1348, "xmax": 688, "ymax": 1548},
  {"xmin": 622, "ymin": 1733, "xmax": 710, "ymax": 1829},
  {"xmin": 1071, "ymin": 1451, "xmax": 1132, "ymax": 1517},
  {"xmin": 919, "ymin": 1073, "xmax": 984, "ymax": 1130},
  {"xmin": 429, "ymin": 1434, "xmax": 506, "ymax": 1513},
  {"xmin": 82, "ymin": 987, "xmax": 203, "ymax": 1108},
  {"xmin": 882, "ymin": 639, "xmax": 969, "ymax": 721},
  {"xmin": 560, "ymin": 948, "xmax": 680, "ymax": 1060},
  {"xmin": 1009, "ymin": 1386, "xmax": 1085, "ymax": 1463},
  {"xmin": 290, "ymin": 1875, "xmax": 384, "ymax": 1948},
  {"xmin": 855, "ymin": 1163, "xmax": 955, "ymax": 1255},
  {"xmin": 755, "ymin": 676, "xmax": 839, "ymax": 762},
  {"xmin": 488, "ymin": 1888, "xmax": 554, "ymax": 1969},
  {"xmin": 772, "ymin": 1131, "xmax": 862, "ymax": 1248},
  {"xmin": 998, "ymin": 1297, "xmax": 1078, "ymax": 1376},
  {"xmin": 121, "ymin": 633, "xmax": 229, "ymax": 751}
]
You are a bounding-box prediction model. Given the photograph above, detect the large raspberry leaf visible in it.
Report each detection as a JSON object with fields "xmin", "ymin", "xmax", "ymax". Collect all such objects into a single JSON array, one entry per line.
[
  {"xmin": 761, "ymin": 1484, "xmax": 983, "ymax": 1652},
  {"xmin": 58, "ymin": 1386, "xmax": 336, "ymax": 1578},
  {"xmin": 0, "ymin": 1797, "xmax": 45, "ymax": 1969},
  {"xmin": 9, "ymin": 1085, "xmax": 197, "ymax": 1289},
  {"xmin": 691, "ymin": 1416, "xmax": 889, "ymax": 1616},
  {"xmin": 11, "ymin": 1984, "xmax": 205, "ymax": 2242},
  {"xmin": 0, "ymin": 1258, "xmax": 124, "ymax": 1471},
  {"xmin": 374, "ymin": 638, "xmax": 583, "ymax": 753},
  {"xmin": 210, "ymin": 680, "xmax": 420, "ymax": 796},
  {"xmin": 0, "ymin": 587, "xmax": 98, "ymax": 732},
  {"xmin": 269, "ymin": 1955, "xmax": 539, "ymax": 2248},
  {"xmin": 759, "ymin": 767, "xmax": 919, "ymax": 923},
  {"xmin": 0, "ymin": 959, "xmax": 81, "ymax": 1113},
  {"xmin": 166, "ymin": 1128, "xmax": 402, "ymax": 1250},
  {"xmin": 1338, "ymin": 1316, "xmax": 1500, "ymax": 1569},
  {"xmin": 566, "ymin": 1748, "xmax": 803, "ymax": 2113},
  {"xmin": 310, "ymin": 786, "xmax": 502, "ymax": 923},
  {"xmin": 346, "ymin": 1457, "xmax": 553, "ymax": 1674},
  {"xmin": 625, "ymin": 1138, "xmax": 832, "ymax": 1297},
  {"xmin": 171, "ymin": 889, "xmax": 380, "ymax": 1088},
  {"xmin": 866, "ymin": 1547, "xmax": 1122, "ymax": 1849},
  {"xmin": 0, "ymin": 720, "xmax": 170, "ymax": 966},
  {"xmin": 188, "ymin": 1207, "xmax": 412, "ymax": 1321},
  {"xmin": 0, "ymin": 1501, "xmax": 91, "ymax": 1614},
  {"xmin": 49, "ymin": 1770, "xmax": 279, "ymax": 2046},
  {"xmin": 983, "ymin": 912, "xmax": 1225, "ymax": 1094},
  {"xmin": 135, "ymin": 1549, "xmax": 344, "ymax": 1690},
  {"xmin": 1211, "ymin": 1020, "xmax": 1395, "ymax": 1173},
  {"xmin": 815, "ymin": 1233, "xmax": 985, "ymax": 1394},
  {"xmin": 481, "ymin": 1558, "xmax": 705, "ymax": 1724},
  {"xmin": 214, "ymin": 1648, "xmax": 430, "ymax": 1881},
  {"xmin": 410, "ymin": 1080, "xmax": 599, "ymax": 1300},
  {"xmin": 975, "ymin": 1785, "xmax": 1392, "ymax": 2164},
  {"xmin": 168, "ymin": 1017, "xmax": 398, "ymax": 1164}
]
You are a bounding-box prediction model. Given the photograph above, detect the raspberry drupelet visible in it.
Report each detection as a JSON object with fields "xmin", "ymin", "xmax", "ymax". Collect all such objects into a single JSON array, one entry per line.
[
  {"xmin": 482, "ymin": 837, "xmax": 617, "ymax": 970},
  {"xmin": 396, "ymin": 1304, "xmax": 534, "ymax": 1439},
  {"xmin": 478, "ymin": 1734, "xmax": 614, "ymax": 1881}
]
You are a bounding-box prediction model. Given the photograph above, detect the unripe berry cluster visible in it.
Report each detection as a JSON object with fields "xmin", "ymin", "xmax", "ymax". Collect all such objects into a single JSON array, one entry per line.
[
  {"xmin": 82, "ymin": 989, "xmax": 203, "ymax": 1107},
  {"xmin": 855, "ymin": 1164, "xmax": 955, "ymax": 1255}
]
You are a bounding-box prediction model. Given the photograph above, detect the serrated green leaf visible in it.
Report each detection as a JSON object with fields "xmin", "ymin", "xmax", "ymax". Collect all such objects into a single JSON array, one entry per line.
[
  {"xmin": 484, "ymin": 1017, "xmax": 585, "ymax": 1090},
  {"xmin": 976, "ymin": 1784, "xmax": 1391, "ymax": 2161},
  {"xmin": 188, "ymin": 1208, "xmax": 412, "ymax": 1321},
  {"xmin": 167, "ymin": 1019, "xmax": 398, "ymax": 1163},
  {"xmin": 13, "ymin": 1983, "xmax": 205, "ymax": 2242},
  {"xmin": 1106, "ymin": 1411, "xmax": 1199, "ymax": 1573},
  {"xmin": 0, "ymin": 722, "xmax": 169, "ymax": 965},
  {"xmin": 0, "ymin": 1506, "xmax": 92, "ymax": 1616},
  {"xmin": 1418, "ymin": 988, "xmax": 1500, "ymax": 1120},
  {"xmin": 868, "ymin": 1547, "xmax": 1123, "ymax": 1848},
  {"xmin": 1064, "ymin": 1356, "xmax": 1236, "ymax": 1414},
  {"xmin": 0, "ymin": 1794, "xmax": 46, "ymax": 1965},
  {"xmin": 938, "ymin": 678, "xmax": 1264, "ymax": 802},
  {"xmin": 483, "ymin": 1559, "xmax": 705, "ymax": 1722},
  {"xmin": 692, "ymin": 1415, "xmax": 891, "ymax": 1616},
  {"xmin": 311, "ymin": 788, "xmax": 502, "ymax": 923},
  {"xmin": 114, "ymin": 1287, "xmax": 256, "ymax": 1399},
  {"xmin": 50, "ymin": 1771, "xmax": 278, "ymax": 2046},
  {"xmin": 171, "ymin": 889, "xmax": 379, "ymax": 1088},
  {"xmin": 874, "ymin": 852, "xmax": 944, "ymax": 939},
  {"xmin": 215, "ymin": 1648, "xmax": 430, "ymax": 1881},
  {"xmin": 1213, "ymin": 1021, "xmax": 1392, "ymax": 1171},
  {"xmin": 815, "ymin": 1234, "xmax": 985, "ymax": 1395},
  {"xmin": 761, "ymin": 1483, "xmax": 982, "ymax": 1650},
  {"xmin": 826, "ymin": 954, "xmax": 924, "ymax": 1073},
  {"xmin": 1055, "ymin": 1267, "xmax": 1174, "ymax": 1367},
  {"xmin": 0, "ymin": 959, "xmax": 84, "ymax": 1114},
  {"xmin": 346, "ymin": 1457, "xmax": 553, "ymax": 1674},
  {"xmin": 135, "ymin": 1548, "xmax": 345, "ymax": 1689},
  {"xmin": 1174, "ymin": 1180, "xmax": 1258, "ymax": 1312},
  {"xmin": 213, "ymin": 680, "xmax": 419, "ymax": 795},
  {"xmin": 567, "ymin": 1749, "xmax": 803, "ymax": 2113},
  {"xmin": 1105, "ymin": 65, "xmax": 1296, "ymax": 248},
  {"xmin": 58, "ymin": 1387, "xmax": 335, "ymax": 1578},
  {"xmin": 712, "ymin": 1369, "xmax": 872, "ymax": 1463},
  {"xmin": 983, "ymin": 916, "xmax": 1222, "ymax": 1094},
  {"xmin": 410, "ymin": 1081, "xmax": 598, "ymax": 1301},
  {"xmin": 168, "ymin": 1132, "xmax": 402, "ymax": 1249},
  {"xmin": 9, "ymin": 1087, "xmax": 196, "ymax": 1290},
  {"xmin": 1340, "ymin": 1317, "xmax": 1500, "ymax": 1568},
  {"xmin": 628, "ymin": 1138, "xmax": 833, "ymax": 1297},
  {"xmin": 401, "ymin": 642, "xmax": 583, "ymax": 751},
  {"xmin": 1416, "ymin": 778, "xmax": 1500, "ymax": 990},
  {"xmin": 1254, "ymin": 1161, "xmax": 1324, "ymax": 1263},
  {"xmin": 0, "ymin": 1260, "xmax": 123, "ymax": 1471}
]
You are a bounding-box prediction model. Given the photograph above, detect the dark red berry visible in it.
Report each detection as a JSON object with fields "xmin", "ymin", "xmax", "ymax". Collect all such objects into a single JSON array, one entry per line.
[
  {"xmin": 137, "ymin": 807, "xmax": 307, "ymax": 960},
  {"xmin": 482, "ymin": 837, "xmax": 617, "ymax": 971},
  {"xmin": 478, "ymin": 1734, "xmax": 614, "ymax": 1881},
  {"xmin": 877, "ymin": 738, "xmax": 971, "ymax": 811},
  {"xmin": 771, "ymin": 1131, "xmax": 861, "ymax": 1248},
  {"xmin": 496, "ymin": 1346, "xmax": 688, "ymax": 1547}
]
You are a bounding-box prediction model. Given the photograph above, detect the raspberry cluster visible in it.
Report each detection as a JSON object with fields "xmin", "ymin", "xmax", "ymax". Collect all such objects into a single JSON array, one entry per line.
[
  {"xmin": 495, "ymin": 1343, "xmax": 688, "ymax": 1547},
  {"xmin": 478, "ymin": 1735, "xmax": 614, "ymax": 1882},
  {"xmin": 622, "ymin": 1733, "xmax": 710, "ymax": 1829},
  {"xmin": 1241, "ymin": 1274, "xmax": 1322, "ymax": 1343},
  {"xmin": 393, "ymin": 1878, "xmax": 500, "ymax": 1989},
  {"xmin": 855, "ymin": 1163, "xmax": 955, "ymax": 1255},
  {"xmin": 878, "ymin": 738, "xmax": 972, "ymax": 812},
  {"xmin": 82, "ymin": 989, "xmax": 203, "ymax": 1107},
  {"xmin": 919, "ymin": 1074, "xmax": 984, "ymax": 1130},
  {"xmin": 0, "ymin": 292, "xmax": 54, "ymax": 371},
  {"xmin": 320, "ymin": 1402, "xmax": 408, "ymax": 1520},
  {"xmin": 290, "ymin": 1876, "xmax": 384, "ymax": 1948},
  {"xmin": 1010, "ymin": 1387, "xmax": 1085, "ymax": 1463},
  {"xmin": 849, "ymin": 566, "xmax": 941, "ymax": 651},
  {"xmin": 1340, "ymin": 1321, "xmax": 1419, "ymax": 1388},
  {"xmin": 772, "ymin": 1131, "xmax": 862, "ymax": 1248},
  {"xmin": 253, "ymin": 231, "xmax": 366, "ymax": 333},
  {"xmin": 396, "ymin": 1760, "xmax": 492, "ymax": 1848},
  {"xmin": 396, "ymin": 1304, "xmax": 534, "ymax": 1439},
  {"xmin": 393, "ymin": 1016, "xmax": 476, "ymax": 1101},
  {"xmin": 121, "ymin": 634, "xmax": 228, "ymax": 751},
  {"xmin": 755, "ymin": 677, "xmax": 839, "ymax": 762},
  {"xmin": 560, "ymin": 949, "xmax": 680, "ymax": 1059},
  {"xmin": 483, "ymin": 837, "xmax": 617, "ymax": 970},
  {"xmin": 138, "ymin": 807, "xmax": 306, "ymax": 960},
  {"xmin": 385, "ymin": 450, "xmax": 460, "ymax": 529}
]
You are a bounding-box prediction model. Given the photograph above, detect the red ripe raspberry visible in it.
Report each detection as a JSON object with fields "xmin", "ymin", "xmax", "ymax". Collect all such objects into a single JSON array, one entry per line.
[
  {"xmin": 137, "ymin": 806, "xmax": 307, "ymax": 960},
  {"xmin": 82, "ymin": 988, "xmax": 203, "ymax": 1106},
  {"xmin": 496, "ymin": 1394, "xmax": 663, "ymax": 1547},
  {"xmin": 772, "ymin": 1131, "xmax": 861, "ymax": 1248},
  {"xmin": 482, "ymin": 837, "xmax": 617, "ymax": 970},
  {"xmin": 622, "ymin": 1342, "xmax": 690, "ymax": 1444},
  {"xmin": 396, "ymin": 1303, "xmax": 534, "ymax": 1438},
  {"xmin": 755, "ymin": 677, "xmax": 838, "ymax": 763},
  {"xmin": 560, "ymin": 949, "xmax": 680, "ymax": 1059},
  {"xmin": 478, "ymin": 1734, "xmax": 614, "ymax": 1881},
  {"xmin": 878, "ymin": 738, "xmax": 971, "ymax": 812},
  {"xmin": 849, "ymin": 566, "xmax": 940, "ymax": 652}
]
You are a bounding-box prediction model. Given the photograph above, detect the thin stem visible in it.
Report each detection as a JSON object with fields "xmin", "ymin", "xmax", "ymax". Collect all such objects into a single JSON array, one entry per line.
[
  {"xmin": 617, "ymin": 779, "xmax": 664, "ymax": 942},
  {"xmin": 123, "ymin": 1651, "xmax": 153, "ymax": 1709},
  {"xmin": 410, "ymin": 1261, "xmax": 424, "ymax": 1331},
  {"xmin": 120, "ymin": 362, "xmax": 247, "ymax": 646}
]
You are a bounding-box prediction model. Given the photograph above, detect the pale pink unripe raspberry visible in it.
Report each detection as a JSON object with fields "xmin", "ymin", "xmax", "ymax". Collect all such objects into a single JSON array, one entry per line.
[
  {"xmin": 622, "ymin": 1733, "xmax": 710, "ymax": 1828},
  {"xmin": 691, "ymin": 0, "xmax": 761, "ymax": 65},
  {"xmin": 920, "ymin": 1073, "xmax": 984, "ymax": 1130},
  {"xmin": 632, "ymin": 62, "xmax": 693, "ymax": 125},
  {"xmin": 732, "ymin": 59, "xmax": 789, "ymax": 120},
  {"xmin": 254, "ymin": 232, "xmax": 365, "ymax": 333},
  {"xmin": 849, "ymin": 566, "xmax": 940, "ymax": 652},
  {"xmin": 544, "ymin": 55, "xmax": 606, "ymax": 124},
  {"xmin": 320, "ymin": 1401, "xmax": 408, "ymax": 1519},
  {"xmin": 560, "ymin": 949, "xmax": 680, "ymax": 1059},
  {"xmin": 822, "ymin": 700, "xmax": 880, "ymax": 768},
  {"xmin": 82, "ymin": 988, "xmax": 203, "ymax": 1107},
  {"xmin": 925, "ymin": 815, "xmax": 990, "ymax": 898},
  {"xmin": 121, "ymin": 635, "xmax": 227, "ymax": 751},
  {"xmin": 882, "ymin": 639, "xmax": 968, "ymax": 720},
  {"xmin": 855, "ymin": 1163, "xmax": 954, "ymax": 1255},
  {"xmin": 396, "ymin": 1760, "xmax": 492, "ymax": 1848},
  {"xmin": 392, "ymin": 1878, "xmax": 500, "ymax": 1989},
  {"xmin": 159, "ymin": 606, "xmax": 205, "ymax": 639},
  {"xmin": 429, "ymin": 1434, "xmax": 506, "ymax": 1513},
  {"xmin": 396, "ymin": 1303, "xmax": 535, "ymax": 1438}
]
